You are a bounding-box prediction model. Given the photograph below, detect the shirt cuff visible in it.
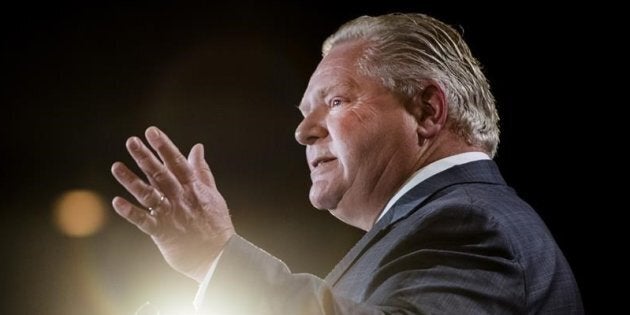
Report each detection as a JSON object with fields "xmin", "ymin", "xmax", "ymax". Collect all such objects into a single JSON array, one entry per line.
[{"xmin": 192, "ymin": 250, "xmax": 224, "ymax": 311}]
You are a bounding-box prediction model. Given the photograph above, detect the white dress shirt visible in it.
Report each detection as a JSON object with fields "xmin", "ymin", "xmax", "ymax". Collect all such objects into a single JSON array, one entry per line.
[{"xmin": 375, "ymin": 151, "xmax": 490, "ymax": 223}]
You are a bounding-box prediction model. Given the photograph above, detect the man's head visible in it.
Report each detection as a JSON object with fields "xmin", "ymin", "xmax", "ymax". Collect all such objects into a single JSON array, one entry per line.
[
  {"xmin": 323, "ymin": 13, "xmax": 499, "ymax": 156},
  {"xmin": 295, "ymin": 13, "xmax": 499, "ymax": 230}
]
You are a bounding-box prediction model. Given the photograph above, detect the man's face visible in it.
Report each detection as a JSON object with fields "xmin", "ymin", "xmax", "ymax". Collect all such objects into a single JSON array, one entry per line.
[{"xmin": 295, "ymin": 40, "xmax": 421, "ymax": 226}]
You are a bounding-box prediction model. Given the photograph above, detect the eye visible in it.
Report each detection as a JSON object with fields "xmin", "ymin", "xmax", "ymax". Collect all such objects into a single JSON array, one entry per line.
[{"xmin": 330, "ymin": 98, "xmax": 343, "ymax": 108}]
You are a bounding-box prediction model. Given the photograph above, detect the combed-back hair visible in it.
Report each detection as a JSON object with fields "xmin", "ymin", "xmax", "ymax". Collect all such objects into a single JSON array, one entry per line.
[{"xmin": 323, "ymin": 13, "xmax": 500, "ymax": 156}]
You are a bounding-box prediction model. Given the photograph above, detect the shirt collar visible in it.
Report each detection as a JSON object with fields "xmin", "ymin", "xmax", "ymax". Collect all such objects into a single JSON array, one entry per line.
[{"xmin": 375, "ymin": 151, "xmax": 491, "ymax": 223}]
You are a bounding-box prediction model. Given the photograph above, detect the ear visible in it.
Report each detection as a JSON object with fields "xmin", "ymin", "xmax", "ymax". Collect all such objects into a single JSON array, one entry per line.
[{"xmin": 408, "ymin": 83, "xmax": 448, "ymax": 139}]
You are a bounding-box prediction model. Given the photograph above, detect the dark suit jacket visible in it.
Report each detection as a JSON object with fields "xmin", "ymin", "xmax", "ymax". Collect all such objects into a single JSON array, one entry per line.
[{"xmin": 198, "ymin": 160, "xmax": 583, "ymax": 314}]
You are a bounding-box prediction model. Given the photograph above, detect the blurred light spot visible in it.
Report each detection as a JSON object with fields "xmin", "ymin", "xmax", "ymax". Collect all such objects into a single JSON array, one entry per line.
[{"xmin": 53, "ymin": 190, "xmax": 107, "ymax": 237}]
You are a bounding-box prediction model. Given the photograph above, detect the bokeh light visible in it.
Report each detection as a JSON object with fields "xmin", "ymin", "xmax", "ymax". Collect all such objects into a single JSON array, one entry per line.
[{"xmin": 53, "ymin": 189, "xmax": 108, "ymax": 237}]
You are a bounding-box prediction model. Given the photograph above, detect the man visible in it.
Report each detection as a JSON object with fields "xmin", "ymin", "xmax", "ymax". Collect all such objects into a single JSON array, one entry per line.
[{"xmin": 112, "ymin": 13, "xmax": 583, "ymax": 314}]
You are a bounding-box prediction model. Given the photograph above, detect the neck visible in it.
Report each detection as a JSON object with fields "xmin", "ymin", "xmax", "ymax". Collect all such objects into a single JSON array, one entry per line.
[
  {"xmin": 416, "ymin": 130, "xmax": 485, "ymax": 172},
  {"xmin": 331, "ymin": 156, "xmax": 412, "ymax": 231},
  {"xmin": 336, "ymin": 131, "xmax": 484, "ymax": 231}
]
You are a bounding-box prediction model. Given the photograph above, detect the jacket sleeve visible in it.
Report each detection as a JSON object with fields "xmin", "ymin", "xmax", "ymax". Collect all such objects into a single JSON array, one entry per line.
[{"xmin": 196, "ymin": 234, "xmax": 385, "ymax": 315}]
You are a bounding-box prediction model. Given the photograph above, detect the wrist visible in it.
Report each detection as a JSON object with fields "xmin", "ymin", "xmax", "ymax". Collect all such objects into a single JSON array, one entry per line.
[{"xmin": 192, "ymin": 232, "xmax": 235, "ymax": 283}]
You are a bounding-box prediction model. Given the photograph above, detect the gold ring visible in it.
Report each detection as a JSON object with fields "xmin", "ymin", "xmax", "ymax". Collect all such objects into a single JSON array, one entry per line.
[{"xmin": 148, "ymin": 194, "xmax": 165, "ymax": 216}]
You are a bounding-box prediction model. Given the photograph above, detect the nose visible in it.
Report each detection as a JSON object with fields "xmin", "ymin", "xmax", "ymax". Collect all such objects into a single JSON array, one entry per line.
[{"xmin": 295, "ymin": 112, "xmax": 328, "ymax": 145}]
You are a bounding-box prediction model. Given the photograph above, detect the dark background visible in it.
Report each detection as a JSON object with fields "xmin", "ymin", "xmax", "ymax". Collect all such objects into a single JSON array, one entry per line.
[{"xmin": 1, "ymin": 1, "xmax": 600, "ymax": 314}]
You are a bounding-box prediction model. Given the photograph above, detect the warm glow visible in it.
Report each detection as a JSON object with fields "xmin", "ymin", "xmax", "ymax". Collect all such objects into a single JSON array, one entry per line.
[{"xmin": 53, "ymin": 189, "xmax": 107, "ymax": 237}]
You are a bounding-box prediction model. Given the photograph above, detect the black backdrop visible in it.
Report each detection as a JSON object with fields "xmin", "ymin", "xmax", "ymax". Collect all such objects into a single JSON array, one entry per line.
[{"xmin": 1, "ymin": 1, "xmax": 599, "ymax": 314}]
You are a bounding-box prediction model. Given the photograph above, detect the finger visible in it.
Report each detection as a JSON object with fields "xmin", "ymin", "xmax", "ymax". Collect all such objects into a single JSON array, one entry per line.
[
  {"xmin": 112, "ymin": 196, "xmax": 158, "ymax": 235},
  {"xmin": 126, "ymin": 136, "xmax": 182, "ymax": 198},
  {"xmin": 111, "ymin": 161, "xmax": 165, "ymax": 209},
  {"xmin": 188, "ymin": 143, "xmax": 216, "ymax": 187},
  {"xmin": 144, "ymin": 126, "xmax": 197, "ymax": 187}
]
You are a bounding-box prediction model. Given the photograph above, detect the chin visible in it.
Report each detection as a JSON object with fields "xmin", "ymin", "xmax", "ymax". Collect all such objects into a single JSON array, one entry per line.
[{"xmin": 309, "ymin": 189, "xmax": 341, "ymax": 211}]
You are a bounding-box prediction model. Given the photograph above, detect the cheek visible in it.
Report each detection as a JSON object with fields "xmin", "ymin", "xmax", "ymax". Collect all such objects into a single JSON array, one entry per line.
[{"xmin": 329, "ymin": 116, "xmax": 377, "ymax": 171}]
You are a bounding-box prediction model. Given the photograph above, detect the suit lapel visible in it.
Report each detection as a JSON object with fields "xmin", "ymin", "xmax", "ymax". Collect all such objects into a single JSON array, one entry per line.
[
  {"xmin": 324, "ymin": 178, "xmax": 439, "ymax": 286},
  {"xmin": 324, "ymin": 210, "xmax": 393, "ymax": 285},
  {"xmin": 324, "ymin": 160, "xmax": 506, "ymax": 286}
]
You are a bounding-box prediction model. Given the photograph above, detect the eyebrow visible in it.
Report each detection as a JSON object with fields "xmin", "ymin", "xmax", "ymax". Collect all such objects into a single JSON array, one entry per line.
[
  {"xmin": 297, "ymin": 79, "xmax": 358, "ymax": 112},
  {"xmin": 318, "ymin": 80, "xmax": 357, "ymax": 98}
]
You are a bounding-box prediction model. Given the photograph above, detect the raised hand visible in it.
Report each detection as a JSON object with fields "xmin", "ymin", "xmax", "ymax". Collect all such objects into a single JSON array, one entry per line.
[{"xmin": 111, "ymin": 126, "xmax": 235, "ymax": 283}]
